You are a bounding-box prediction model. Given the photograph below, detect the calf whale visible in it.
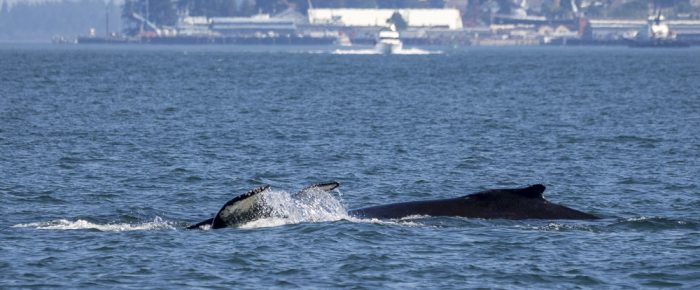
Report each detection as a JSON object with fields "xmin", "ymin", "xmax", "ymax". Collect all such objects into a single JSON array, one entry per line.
[{"xmin": 187, "ymin": 183, "xmax": 598, "ymax": 229}]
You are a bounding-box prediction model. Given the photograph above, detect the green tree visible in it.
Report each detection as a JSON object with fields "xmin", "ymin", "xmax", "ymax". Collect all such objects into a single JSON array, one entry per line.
[
  {"xmin": 148, "ymin": 0, "xmax": 178, "ymax": 26},
  {"xmin": 122, "ymin": 0, "xmax": 142, "ymax": 35},
  {"xmin": 496, "ymin": 0, "xmax": 512, "ymax": 15},
  {"xmin": 655, "ymin": 0, "xmax": 685, "ymax": 8},
  {"xmin": 387, "ymin": 11, "xmax": 408, "ymax": 30}
]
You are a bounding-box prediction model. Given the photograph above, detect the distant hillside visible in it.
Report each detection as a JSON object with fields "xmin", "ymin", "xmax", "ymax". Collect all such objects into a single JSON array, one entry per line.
[{"xmin": 0, "ymin": 0, "xmax": 121, "ymax": 42}]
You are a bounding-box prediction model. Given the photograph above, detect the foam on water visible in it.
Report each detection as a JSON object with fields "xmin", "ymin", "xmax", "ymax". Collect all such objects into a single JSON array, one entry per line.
[
  {"xmin": 347, "ymin": 216, "xmax": 425, "ymax": 227},
  {"xmin": 613, "ymin": 216, "xmax": 698, "ymax": 230},
  {"xmin": 348, "ymin": 214, "xmax": 430, "ymax": 227},
  {"xmin": 523, "ymin": 222, "xmax": 596, "ymax": 232},
  {"xmin": 12, "ymin": 216, "xmax": 176, "ymax": 232}
]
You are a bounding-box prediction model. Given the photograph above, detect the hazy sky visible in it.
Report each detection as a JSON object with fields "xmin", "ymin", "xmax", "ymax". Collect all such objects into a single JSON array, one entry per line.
[
  {"xmin": 0, "ymin": 0, "xmax": 123, "ymax": 42},
  {"xmin": 1, "ymin": 0, "xmax": 123, "ymax": 8}
]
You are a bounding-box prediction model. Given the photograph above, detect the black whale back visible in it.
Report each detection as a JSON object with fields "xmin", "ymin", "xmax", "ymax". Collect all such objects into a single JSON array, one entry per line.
[
  {"xmin": 465, "ymin": 184, "xmax": 546, "ymax": 200},
  {"xmin": 350, "ymin": 184, "xmax": 599, "ymax": 220}
]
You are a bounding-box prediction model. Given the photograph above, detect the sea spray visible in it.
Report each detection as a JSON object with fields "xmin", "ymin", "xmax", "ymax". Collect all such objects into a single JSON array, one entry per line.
[{"xmin": 239, "ymin": 189, "xmax": 349, "ymax": 229}]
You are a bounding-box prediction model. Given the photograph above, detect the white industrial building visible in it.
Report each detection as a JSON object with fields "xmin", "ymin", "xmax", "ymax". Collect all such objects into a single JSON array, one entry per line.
[{"xmin": 307, "ymin": 9, "xmax": 463, "ymax": 30}]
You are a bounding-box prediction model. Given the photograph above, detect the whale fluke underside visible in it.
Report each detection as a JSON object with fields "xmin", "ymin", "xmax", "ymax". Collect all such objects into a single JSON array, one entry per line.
[
  {"xmin": 211, "ymin": 185, "xmax": 270, "ymax": 229},
  {"xmin": 186, "ymin": 185, "xmax": 271, "ymax": 230},
  {"xmin": 294, "ymin": 181, "xmax": 340, "ymax": 198}
]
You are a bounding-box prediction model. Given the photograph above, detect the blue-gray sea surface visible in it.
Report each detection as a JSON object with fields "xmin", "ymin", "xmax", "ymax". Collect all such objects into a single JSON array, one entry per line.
[{"xmin": 1, "ymin": 45, "xmax": 699, "ymax": 289}]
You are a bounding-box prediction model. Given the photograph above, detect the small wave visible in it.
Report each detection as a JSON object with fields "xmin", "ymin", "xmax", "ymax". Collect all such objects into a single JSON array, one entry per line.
[
  {"xmin": 12, "ymin": 217, "xmax": 176, "ymax": 232},
  {"xmin": 612, "ymin": 216, "xmax": 698, "ymax": 230},
  {"xmin": 625, "ymin": 216, "xmax": 664, "ymax": 222},
  {"xmin": 523, "ymin": 222, "xmax": 596, "ymax": 232},
  {"xmin": 622, "ymin": 216, "xmax": 693, "ymax": 225},
  {"xmin": 507, "ymin": 217, "xmax": 699, "ymax": 232},
  {"xmin": 344, "ymin": 216, "xmax": 425, "ymax": 228}
]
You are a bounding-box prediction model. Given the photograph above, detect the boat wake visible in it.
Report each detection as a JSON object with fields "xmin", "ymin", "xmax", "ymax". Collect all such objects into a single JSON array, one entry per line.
[
  {"xmin": 393, "ymin": 48, "xmax": 441, "ymax": 55},
  {"xmin": 331, "ymin": 47, "xmax": 440, "ymax": 55}
]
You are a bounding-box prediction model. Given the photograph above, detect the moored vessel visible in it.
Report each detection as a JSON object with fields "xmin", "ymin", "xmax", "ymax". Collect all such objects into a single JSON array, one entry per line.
[
  {"xmin": 375, "ymin": 24, "xmax": 402, "ymax": 54},
  {"xmin": 628, "ymin": 12, "xmax": 689, "ymax": 48}
]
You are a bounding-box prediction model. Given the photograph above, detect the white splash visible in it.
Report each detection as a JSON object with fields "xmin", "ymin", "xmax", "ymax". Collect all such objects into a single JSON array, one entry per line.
[
  {"xmin": 518, "ymin": 222, "xmax": 595, "ymax": 232},
  {"xmin": 345, "ymin": 216, "xmax": 425, "ymax": 227},
  {"xmin": 12, "ymin": 216, "xmax": 176, "ymax": 232},
  {"xmin": 626, "ymin": 216, "xmax": 656, "ymax": 222},
  {"xmin": 240, "ymin": 190, "xmax": 349, "ymax": 229},
  {"xmin": 239, "ymin": 189, "xmax": 349, "ymax": 229}
]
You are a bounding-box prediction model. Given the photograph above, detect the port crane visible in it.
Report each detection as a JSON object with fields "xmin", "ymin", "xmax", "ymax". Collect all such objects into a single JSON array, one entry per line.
[{"xmin": 131, "ymin": 12, "xmax": 162, "ymax": 36}]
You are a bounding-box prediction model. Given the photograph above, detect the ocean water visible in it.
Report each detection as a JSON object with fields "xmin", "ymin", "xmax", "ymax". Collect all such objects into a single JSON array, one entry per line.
[{"xmin": 1, "ymin": 45, "xmax": 699, "ymax": 289}]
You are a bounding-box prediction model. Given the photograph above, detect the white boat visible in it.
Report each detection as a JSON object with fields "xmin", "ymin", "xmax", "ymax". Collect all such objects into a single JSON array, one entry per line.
[
  {"xmin": 375, "ymin": 24, "xmax": 402, "ymax": 54},
  {"xmin": 628, "ymin": 12, "xmax": 689, "ymax": 47}
]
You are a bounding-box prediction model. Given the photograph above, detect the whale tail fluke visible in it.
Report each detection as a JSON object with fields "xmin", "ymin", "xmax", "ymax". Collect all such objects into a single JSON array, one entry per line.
[
  {"xmin": 294, "ymin": 181, "xmax": 340, "ymax": 198},
  {"xmin": 211, "ymin": 185, "xmax": 271, "ymax": 229},
  {"xmin": 186, "ymin": 185, "xmax": 271, "ymax": 230}
]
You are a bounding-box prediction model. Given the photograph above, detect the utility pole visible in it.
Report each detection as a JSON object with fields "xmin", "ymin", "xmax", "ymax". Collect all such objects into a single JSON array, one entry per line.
[{"xmin": 105, "ymin": 1, "xmax": 110, "ymax": 38}]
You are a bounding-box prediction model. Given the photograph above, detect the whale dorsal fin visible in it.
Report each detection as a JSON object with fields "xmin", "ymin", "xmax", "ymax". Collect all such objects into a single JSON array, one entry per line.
[
  {"xmin": 464, "ymin": 184, "xmax": 546, "ymax": 200},
  {"xmin": 294, "ymin": 181, "xmax": 340, "ymax": 197},
  {"xmin": 512, "ymin": 184, "xmax": 546, "ymax": 199},
  {"xmin": 211, "ymin": 185, "xmax": 270, "ymax": 229}
]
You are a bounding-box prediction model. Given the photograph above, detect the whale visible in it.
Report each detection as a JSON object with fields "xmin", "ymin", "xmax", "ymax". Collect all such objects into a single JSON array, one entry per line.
[
  {"xmin": 348, "ymin": 184, "xmax": 599, "ymax": 220},
  {"xmin": 187, "ymin": 182, "xmax": 598, "ymax": 229}
]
